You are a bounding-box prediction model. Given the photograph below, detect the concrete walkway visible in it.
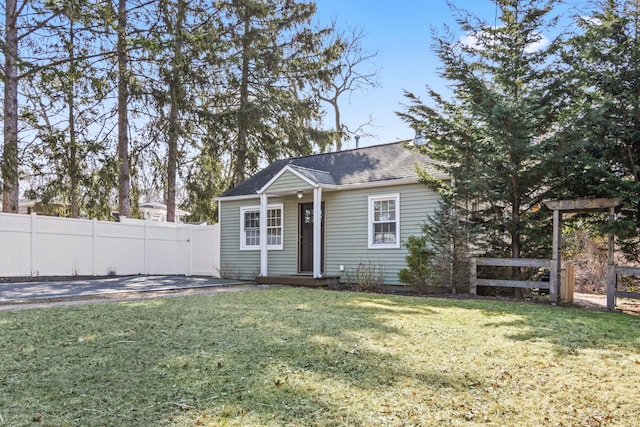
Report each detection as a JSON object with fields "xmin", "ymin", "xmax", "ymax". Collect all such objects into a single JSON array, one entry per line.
[{"xmin": 0, "ymin": 275, "xmax": 252, "ymax": 304}]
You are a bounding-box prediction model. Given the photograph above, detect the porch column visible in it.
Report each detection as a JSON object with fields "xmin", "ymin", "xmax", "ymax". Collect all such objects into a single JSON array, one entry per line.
[
  {"xmin": 260, "ymin": 193, "xmax": 268, "ymax": 277},
  {"xmin": 313, "ymin": 186, "xmax": 322, "ymax": 278}
]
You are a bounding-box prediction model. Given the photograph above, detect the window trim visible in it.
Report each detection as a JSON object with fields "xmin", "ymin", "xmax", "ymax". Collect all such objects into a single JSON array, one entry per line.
[
  {"xmin": 368, "ymin": 194, "xmax": 400, "ymax": 249},
  {"xmin": 240, "ymin": 204, "xmax": 284, "ymax": 251}
]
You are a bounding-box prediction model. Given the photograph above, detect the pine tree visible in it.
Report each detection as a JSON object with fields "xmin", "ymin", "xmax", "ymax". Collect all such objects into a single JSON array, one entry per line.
[
  {"xmin": 21, "ymin": 0, "xmax": 115, "ymax": 218},
  {"xmin": 218, "ymin": 0, "xmax": 333, "ymax": 186},
  {"xmin": 561, "ymin": 0, "xmax": 640, "ymax": 260},
  {"xmin": 115, "ymin": 0, "xmax": 131, "ymax": 218},
  {"xmin": 399, "ymin": 0, "xmax": 567, "ymax": 260},
  {"xmin": 2, "ymin": 0, "xmax": 67, "ymax": 213}
]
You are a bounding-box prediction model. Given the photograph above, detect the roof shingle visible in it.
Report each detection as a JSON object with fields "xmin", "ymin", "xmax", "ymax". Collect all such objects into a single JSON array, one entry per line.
[{"xmin": 221, "ymin": 141, "xmax": 445, "ymax": 197}]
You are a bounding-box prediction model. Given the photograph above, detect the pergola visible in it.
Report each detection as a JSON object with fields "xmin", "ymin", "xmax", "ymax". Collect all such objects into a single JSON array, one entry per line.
[{"xmin": 544, "ymin": 198, "xmax": 621, "ymax": 306}]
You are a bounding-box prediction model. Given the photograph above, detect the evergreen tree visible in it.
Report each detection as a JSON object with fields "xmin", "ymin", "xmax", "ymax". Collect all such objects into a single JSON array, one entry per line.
[
  {"xmin": 399, "ymin": 0, "xmax": 567, "ymax": 260},
  {"xmin": 399, "ymin": 195, "xmax": 478, "ymax": 294},
  {"xmin": 561, "ymin": 0, "xmax": 640, "ymax": 260},
  {"xmin": 115, "ymin": 0, "xmax": 131, "ymax": 218},
  {"xmin": 21, "ymin": 0, "xmax": 115, "ymax": 218},
  {"xmin": 218, "ymin": 0, "xmax": 334, "ymax": 186},
  {"xmin": 2, "ymin": 0, "xmax": 67, "ymax": 213}
]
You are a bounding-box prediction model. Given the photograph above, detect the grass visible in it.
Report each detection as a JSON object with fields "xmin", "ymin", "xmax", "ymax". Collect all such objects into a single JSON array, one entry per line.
[{"xmin": 1, "ymin": 288, "xmax": 639, "ymax": 426}]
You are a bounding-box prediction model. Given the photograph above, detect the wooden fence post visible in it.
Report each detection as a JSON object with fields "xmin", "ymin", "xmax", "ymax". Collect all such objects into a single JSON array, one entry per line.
[
  {"xmin": 549, "ymin": 209, "xmax": 560, "ymax": 305},
  {"xmin": 469, "ymin": 258, "xmax": 477, "ymax": 295},
  {"xmin": 606, "ymin": 265, "xmax": 617, "ymax": 311}
]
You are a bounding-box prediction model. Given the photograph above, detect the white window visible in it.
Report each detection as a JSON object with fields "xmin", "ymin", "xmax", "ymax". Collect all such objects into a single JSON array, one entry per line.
[
  {"xmin": 240, "ymin": 204, "xmax": 283, "ymax": 250},
  {"xmin": 368, "ymin": 194, "xmax": 400, "ymax": 249}
]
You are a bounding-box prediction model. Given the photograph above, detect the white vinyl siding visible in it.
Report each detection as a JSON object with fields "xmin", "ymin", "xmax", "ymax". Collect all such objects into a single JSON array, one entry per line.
[
  {"xmin": 240, "ymin": 204, "xmax": 283, "ymax": 250},
  {"xmin": 368, "ymin": 194, "xmax": 400, "ymax": 249}
]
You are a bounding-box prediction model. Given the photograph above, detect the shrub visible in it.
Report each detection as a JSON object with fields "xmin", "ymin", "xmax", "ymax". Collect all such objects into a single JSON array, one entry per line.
[
  {"xmin": 399, "ymin": 197, "xmax": 478, "ymax": 294},
  {"xmin": 343, "ymin": 261, "xmax": 385, "ymax": 292},
  {"xmin": 398, "ymin": 235, "xmax": 435, "ymax": 294},
  {"xmin": 354, "ymin": 261, "xmax": 385, "ymax": 292}
]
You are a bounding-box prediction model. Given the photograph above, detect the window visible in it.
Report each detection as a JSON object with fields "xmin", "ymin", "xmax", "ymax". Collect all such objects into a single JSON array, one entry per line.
[
  {"xmin": 240, "ymin": 204, "xmax": 283, "ymax": 250},
  {"xmin": 368, "ymin": 194, "xmax": 400, "ymax": 249}
]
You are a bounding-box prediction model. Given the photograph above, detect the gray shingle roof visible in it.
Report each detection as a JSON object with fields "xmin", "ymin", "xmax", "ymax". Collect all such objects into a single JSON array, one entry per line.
[
  {"xmin": 287, "ymin": 165, "xmax": 336, "ymax": 186},
  {"xmin": 221, "ymin": 141, "xmax": 446, "ymax": 197}
]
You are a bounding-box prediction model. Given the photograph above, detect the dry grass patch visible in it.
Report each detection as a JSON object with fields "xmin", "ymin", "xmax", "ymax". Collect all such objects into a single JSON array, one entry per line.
[{"xmin": 0, "ymin": 288, "xmax": 639, "ymax": 426}]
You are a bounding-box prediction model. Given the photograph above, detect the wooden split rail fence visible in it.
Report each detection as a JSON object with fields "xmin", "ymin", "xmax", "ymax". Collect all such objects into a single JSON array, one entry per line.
[
  {"xmin": 472, "ymin": 257, "xmax": 640, "ymax": 310},
  {"xmin": 607, "ymin": 265, "xmax": 640, "ymax": 311},
  {"xmin": 470, "ymin": 257, "xmax": 557, "ymax": 302}
]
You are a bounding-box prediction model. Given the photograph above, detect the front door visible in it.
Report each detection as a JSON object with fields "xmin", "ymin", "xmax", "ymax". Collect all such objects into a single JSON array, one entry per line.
[{"xmin": 299, "ymin": 202, "xmax": 324, "ymax": 273}]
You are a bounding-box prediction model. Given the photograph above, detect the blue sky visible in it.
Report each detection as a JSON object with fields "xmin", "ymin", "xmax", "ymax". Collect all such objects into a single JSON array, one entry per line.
[{"xmin": 312, "ymin": 0, "xmax": 582, "ymax": 149}]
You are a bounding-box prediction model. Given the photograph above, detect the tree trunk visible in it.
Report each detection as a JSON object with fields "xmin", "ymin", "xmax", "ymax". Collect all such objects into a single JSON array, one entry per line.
[
  {"xmin": 2, "ymin": 0, "xmax": 19, "ymax": 213},
  {"xmin": 333, "ymin": 98, "xmax": 342, "ymax": 151},
  {"xmin": 166, "ymin": 0, "xmax": 185, "ymax": 223},
  {"xmin": 68, "ymin": 17, "xmax": 78, "ymax": 218},
  {"xmin": 233, "ymin": 11, "xmax": 251, "ymax": 187},
  {"xmin": 511, "ymin": 175, "xmax": 522, "ymax": 297},
  {"xmin": 117, "ymin": 0, "xmax": 131, "ymax": 218}
]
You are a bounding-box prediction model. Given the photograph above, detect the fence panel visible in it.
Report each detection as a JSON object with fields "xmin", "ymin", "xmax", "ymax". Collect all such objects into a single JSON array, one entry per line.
[
  {"xmin": 608, "ymin": 265, "xmax": 640, "ymax": 310},
  {"xmin": 471, "ymin": 257, "xmax": 556, "ymax": 304},
  {"xmin": 146, "ymin": 224, "xmax": 183, "ymax": 275},
  {"xmin": 96, "ymin": 221, "xmax": 146, "ymax": 276},
  {"xmin": 191, "ymin": 224, "xmax": 220, "ymax": 276},
  {"xmin": 35, "ymin": 216, "xmax": 94, "ymax": 276},
  {"xmin": 0, "ymin": 213, "xmax": 31, "ymax": 276},
  {"xmin": 0, "ymin": 213, "xmax": 219, "ymax": 278}
]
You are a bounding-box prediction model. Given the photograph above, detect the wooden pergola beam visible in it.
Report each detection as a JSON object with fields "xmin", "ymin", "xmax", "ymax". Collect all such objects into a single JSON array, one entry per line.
[{"xmin": 544, "ymin": 198, "xmax": 621, "ymax": 213}]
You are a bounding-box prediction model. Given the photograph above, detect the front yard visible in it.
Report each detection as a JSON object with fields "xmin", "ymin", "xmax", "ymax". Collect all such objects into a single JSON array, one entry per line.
[{"xmin": 1, "ymin": 288, "xmax": 639, "ymax": 426}]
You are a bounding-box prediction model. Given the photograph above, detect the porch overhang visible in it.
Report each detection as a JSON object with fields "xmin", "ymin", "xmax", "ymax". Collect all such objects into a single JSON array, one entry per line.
[
  {"xmin": 258, "ymin": 165, "xmax": 334, "ymax": 280},
  {"xmin": 257, "ymin": 164, "xmax": 337, "ymax": 195}
]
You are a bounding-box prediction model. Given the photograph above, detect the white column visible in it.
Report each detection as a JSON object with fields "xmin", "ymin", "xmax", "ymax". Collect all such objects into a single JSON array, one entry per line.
[
  {"xmin": 260, "ymin": 193, "xmax": 268, "ymax": 277},
  {"xmin": 313, "ymin": 187, "xmax": 322, "ymax": 278}
]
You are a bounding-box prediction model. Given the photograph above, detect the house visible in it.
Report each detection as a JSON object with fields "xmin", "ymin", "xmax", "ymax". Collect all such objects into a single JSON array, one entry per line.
[
  {"xmin": 0, "ymin": 199, "xmax": 69, "ymax": 216},
  {"xmin": 110, "ymin": 202, "xmax": 191, "ymax": 223},
  {"xmin": 139, "ymin": 202, "xmax": 191, "ymax": 223},
  {"xmin": 216, "ymin": 141, "xmax": 448, "ymax": 285}
]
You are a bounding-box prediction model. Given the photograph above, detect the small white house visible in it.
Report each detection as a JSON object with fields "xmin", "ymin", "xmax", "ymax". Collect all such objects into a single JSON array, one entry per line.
[{"xmin": 139, "ymin": 202, "xmax": 191, "ymax": 223}]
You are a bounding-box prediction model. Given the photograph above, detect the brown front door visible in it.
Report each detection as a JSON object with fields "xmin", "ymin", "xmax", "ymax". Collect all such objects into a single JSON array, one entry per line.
[{"xmin": 299, "ymin": 202, "xmax": 324, "ymax": 273}]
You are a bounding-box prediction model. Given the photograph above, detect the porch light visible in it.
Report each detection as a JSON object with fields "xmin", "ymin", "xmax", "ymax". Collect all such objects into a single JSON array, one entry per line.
[{"xmin": 297, "ymin": 190, "xmax": 304, "ymax": 199}]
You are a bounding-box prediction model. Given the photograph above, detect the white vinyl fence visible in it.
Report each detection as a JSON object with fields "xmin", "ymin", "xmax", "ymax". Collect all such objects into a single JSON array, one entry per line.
[{"xmin": 0, "ymin": 212, "xmax": 219, "ymax": 278}]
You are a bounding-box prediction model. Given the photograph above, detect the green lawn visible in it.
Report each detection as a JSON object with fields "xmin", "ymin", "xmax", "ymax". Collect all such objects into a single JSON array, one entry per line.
[{"xmin": 1, "ymin": 288, "xmax": 639, "ymax": 426}]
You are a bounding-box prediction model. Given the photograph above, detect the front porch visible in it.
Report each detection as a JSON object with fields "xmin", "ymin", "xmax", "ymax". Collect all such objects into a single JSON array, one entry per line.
[
  {"xmin": 255, "ymin": 274, "xmax": 340, "ymax": 287},
  {"xmin": 258, "ymin": 164, "xmax": 335, "ymax": 280}
]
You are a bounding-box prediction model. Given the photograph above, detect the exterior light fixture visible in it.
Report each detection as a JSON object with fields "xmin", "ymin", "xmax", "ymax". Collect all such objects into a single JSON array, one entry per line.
[{"xmin": 297, "ymin": 190, "xmax": 304, "ymax": 199}]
